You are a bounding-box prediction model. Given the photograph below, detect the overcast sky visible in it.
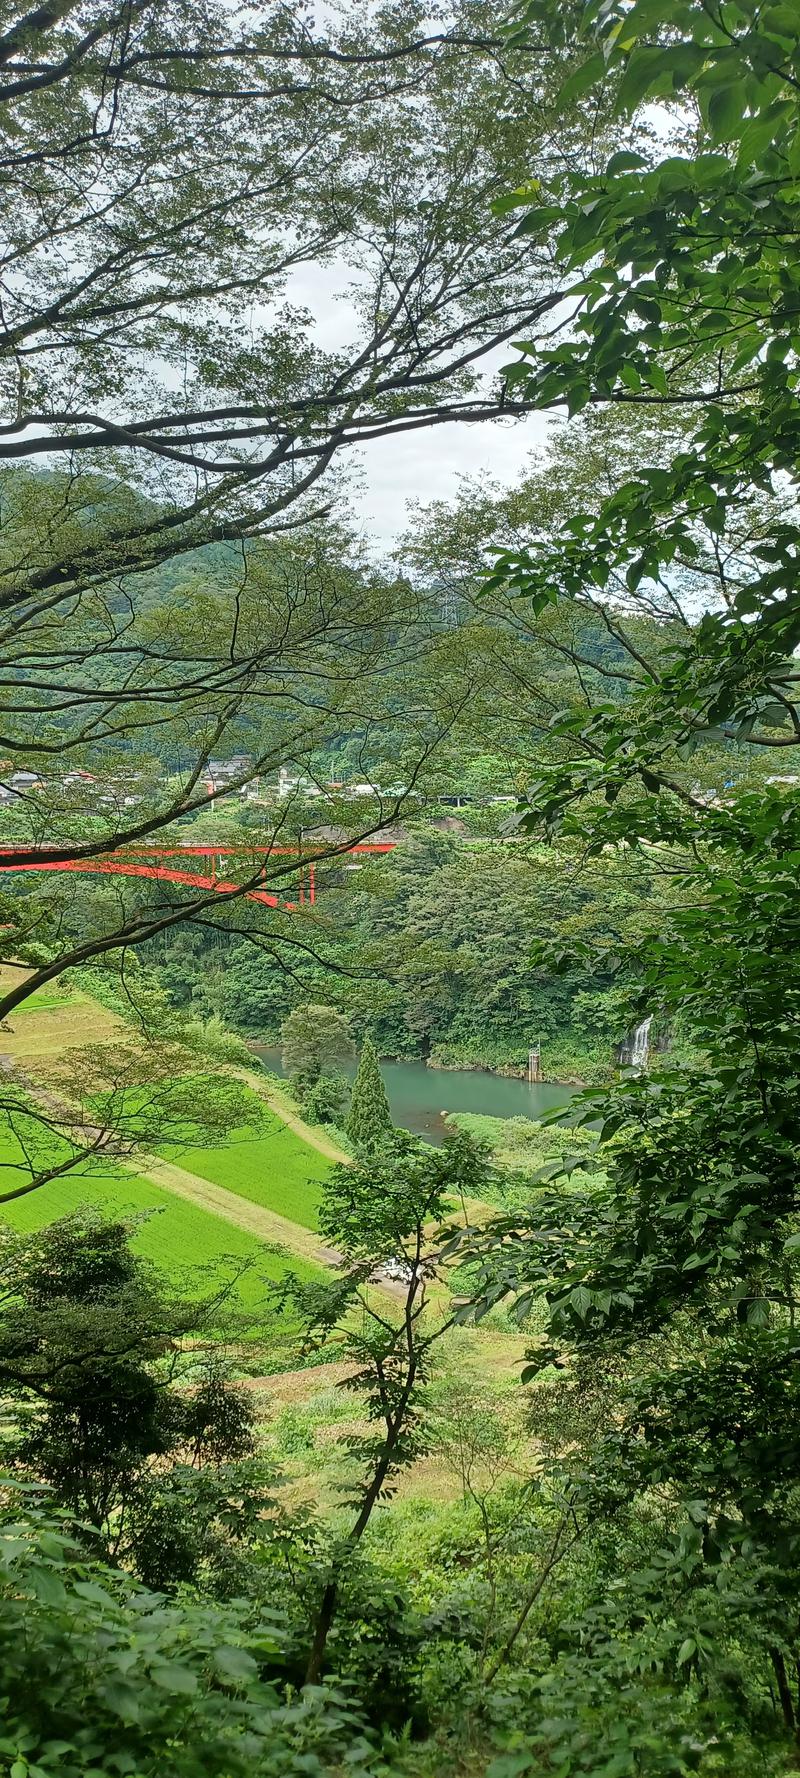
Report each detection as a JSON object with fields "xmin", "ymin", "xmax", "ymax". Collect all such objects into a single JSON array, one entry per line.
[
  {"xmin": 287, "ymin": 262, "xmax": 553, "ymax": 552},
  {"xmin": 345, "ymin": 408, "xmax": 551, "ymax": 549}
]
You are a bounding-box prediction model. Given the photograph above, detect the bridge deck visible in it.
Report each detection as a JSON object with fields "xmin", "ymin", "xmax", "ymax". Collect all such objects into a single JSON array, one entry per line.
[{"xmin": 0, "ymin": 840, "xmax": 396, "ymax": 910}]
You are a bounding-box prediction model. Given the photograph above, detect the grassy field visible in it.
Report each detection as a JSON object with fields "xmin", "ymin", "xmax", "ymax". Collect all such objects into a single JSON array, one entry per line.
[
  {"xmin": 12, "ymin": 991, "xmax": 73, "ymax": 1014},
  {"xmin": 0, "ymin": 1160, "xmax": 324, "ymax": 1310},
  {"xmin": 0, "ymin": 968, "xmax": 330, "ymax": 1240},
  {"xmin": 174, "ymin": 1098, "xmax": 331, "ymax": 1231},
  {"xmin": 446, "ymin": 1109, "xmax": 600, "ymax": 1192},
  {"xmin": 0, "ymin": 972, "xmax": 531, "ymax": 1511},
  {"xmin": 0, "ymin": 964, "xmax": 124, "ymax": 1056},
  {"xmin": 255, "ymin": 1324, "xmax": 531, "ymax": 1514}
]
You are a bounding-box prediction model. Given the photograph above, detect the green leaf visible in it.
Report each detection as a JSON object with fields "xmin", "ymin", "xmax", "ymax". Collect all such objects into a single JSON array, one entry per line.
[
  {"xmin": 0, "ymin": 1538, "xmax": 29, "ymax": 1563},
  {"xmin": 606, "ymin": 150, "xmax": 648, "ymax": 176},
  {"xmin": 149, "ymin": 1663, "xmax": 198, "ymax": 1696},
  {"xmin": 618, "ymin": 42, "xmax": 703, "ymax": 112},
  {"xmin": 708, "ymin": 83, "xmax": 745, "ymax": 144},
  {"xmin": 617, "ymin": 45, "xmax": 673, "ymax": 112},
  {"xmin": 29, "ymin": 1565, "xmax": 67, "ymax": 1608},
  {"xmin": 788, "ymin": 126, "xmax": 800, "ymax": 179},
  {"xmin": 762, "ymin": 5, "xmax": 800, "ymax": 41},
  {"xmin": 72, "ymin": 1581, "xmax": 115, "ymax": 1608},
  {"xmin": 98, "ymin": 1681, "xmax": 142, "ymax": 1723},
  {"xmin": 212, "ymin": 1644, "xmax": 259, "ymax": 1684},
  {"xmin": 558, "ymin": 53, "xmax": 605, "ymax": 106},
  {"xmin": 570, "ymin": 1284, "xmax": 594, "ymax": 1320},
  {"xmin": 486, "ymin": 1755, "xmax": 534, "ymax": 1778},
  {"xmin": 572, "ymin": 202, "xmax": 606, "ymax": 249},
  {"xmin": 677, "ymin": 1637, "xmax": 697, "ymax": 1666},
  {"xmin": 566, "ymin": 382, "xmax": 592, "ymax": 416}
]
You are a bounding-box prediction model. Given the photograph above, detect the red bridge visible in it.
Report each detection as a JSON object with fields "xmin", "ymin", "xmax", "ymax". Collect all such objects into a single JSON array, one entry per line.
[{"xmin": 0, "ymin": 842, "xmax": 396, "ymax": 910}]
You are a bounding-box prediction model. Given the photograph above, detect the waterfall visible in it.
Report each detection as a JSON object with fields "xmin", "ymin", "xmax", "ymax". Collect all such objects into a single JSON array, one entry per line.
[
  {"xmin": 630, "ymin": 1015, "xmax": 652, "ymax": 1068},
  {"xmin": 620, "ymin": 1015, "xmax": 652, "ymax": 1069}
]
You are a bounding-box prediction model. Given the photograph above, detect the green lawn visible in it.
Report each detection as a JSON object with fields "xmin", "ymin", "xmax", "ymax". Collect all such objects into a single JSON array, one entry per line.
[
  {"xmin": 0, "ymin": 1161, "xmax": 324, "ymax": 1313},
  {"xmin": 174, "ymin": 1106, "xmax": 331, "ymax": 1231}
]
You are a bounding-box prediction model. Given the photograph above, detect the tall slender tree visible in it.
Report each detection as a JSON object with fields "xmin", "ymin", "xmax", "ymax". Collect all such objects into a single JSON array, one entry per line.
[{"xmin": 346, "ymin": 1036, "xmax": 392, "ymax": 1150}]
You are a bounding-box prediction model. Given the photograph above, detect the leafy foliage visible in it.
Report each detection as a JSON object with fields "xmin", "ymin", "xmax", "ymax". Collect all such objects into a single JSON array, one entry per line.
[
  {"xmin": 442, "ymin": 2, "xmax": 800, "ymax": 1767},
  {"xmin": 0, "ymin": 1214, "xmax": 257, "ymax": 1571},
  {"xmin": 280, "ymin": 1004, "xmax": 354, "ymax": 1094},
  {"xmin": 490, "ymin": 0, "xmax": 800, "ymax": 830},
  {"xmin": 0, "ymin": 1482, "xmax": 373, "ymax": 1778}
]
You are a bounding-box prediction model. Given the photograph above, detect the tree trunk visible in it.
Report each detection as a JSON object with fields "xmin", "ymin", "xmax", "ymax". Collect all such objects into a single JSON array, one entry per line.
[
  {"xmin": 303, "ymin": 1390, "xmax": 416, "ymax": 1683},
  {"xmin": 303, "ymin": 1452, "xmax": 395, "ymax": 1685},
  {"xmin": 305, "ymin": 1579, "xmax": 338, "ymax": 1686},
  {"xmin": 770, "ymin": 1647, "xmax": 795, "ymax": 1733}
]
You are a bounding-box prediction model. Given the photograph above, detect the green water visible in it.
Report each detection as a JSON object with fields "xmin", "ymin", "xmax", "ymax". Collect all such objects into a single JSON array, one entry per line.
[{"xmin": 251, "ymin": 1046, "xmax": 572, "ymax": 1145}]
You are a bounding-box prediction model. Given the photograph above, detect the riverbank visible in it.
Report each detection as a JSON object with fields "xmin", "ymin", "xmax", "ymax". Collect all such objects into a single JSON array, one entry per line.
[
  {"xmin": 247, "ymin": 1030, "xmax": 611, "ymax": 1088},
  {"xmin": 251, "ymin": 1043, "xmax": 576, "ymax": 1144},
  {"xmin": 444, "ymin": 1110, "xmax": 603, "ymax": 1204},
  {"xmin": 420, "ymin": 1034, "xmax": 613, "ymax": 1085}
]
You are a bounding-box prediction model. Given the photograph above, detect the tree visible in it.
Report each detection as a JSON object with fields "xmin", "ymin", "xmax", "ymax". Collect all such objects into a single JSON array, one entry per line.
[
  {"xmin": 218, "ymin": 939, "xmax": 305, "ymax": 1030},
  {"xmin": 0, "ymin": 530, "xmax": 458, "ymax": 1024},
  {"xmin": 301, "ymin": 1068, "xmax": 350, "ymax": 1128},
  {"xmin": 448, "ymin": 2, "xmax": 800, "ymax": 1762},
  {"xmin": 280, "ymin": 1002, "xmax": 353, "ymax": 1094},
  {"xmin": 486, "ymin": 0, "xmax": 800, "ymax": 830},
  {"xmin": 0, "ymin": 0, "xmax": 598, "ymax": 1018},
  {"xmin": 0, "ymin": 1481, "xmax": 372, "ymax": 1778},
  {"xmin": 346, "ymin": 1036, "xmax": 392, "ymax": 1149},
  {"xmin": 277, "ymin": 1127, "xmax": 491, "ymax": 1684},
  {"xmin": 0, "ymin": 1024, "xmax": 259, "ymax": 1206},
  {"xmin": 323, "ymin": 834, "xmax": 669, "ymax": 1074},
  {"xmin": 0, "ymin": 1, "xmax": 570, "ymax": 566},
  {"xmin": 0, "ymin": 1212, "xmax": 258, "ymax": 1569},
  {"xmin": 429, "ymin": 1367, "xmax": 581, "ymax": 1685}
]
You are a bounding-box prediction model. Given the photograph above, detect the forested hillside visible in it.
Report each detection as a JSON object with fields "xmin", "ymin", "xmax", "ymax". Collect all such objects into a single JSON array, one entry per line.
[{"xmin": 158, "ymin": 835, "xmax": 669, "ymax": 1078}]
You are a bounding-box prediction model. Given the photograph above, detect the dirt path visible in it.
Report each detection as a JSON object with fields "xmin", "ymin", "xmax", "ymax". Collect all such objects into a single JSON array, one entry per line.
[
  {"xmin": 229, "ymin": 1063, "xmax": 350, "ymax": 1163},
  {"xmin": 131, "ymin": 1152, "xmax": 341, "ymax": 1270},
  {"xmin": 238, "ymin": 1360, "xmax": 355, "ymax": 1398},
  {"xmin": 132, "ymin": 1153, "xmax": 404, "ymax": 1300}
]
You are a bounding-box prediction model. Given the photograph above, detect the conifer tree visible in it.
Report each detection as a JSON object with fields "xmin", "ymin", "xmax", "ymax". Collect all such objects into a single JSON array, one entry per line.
[{"xmin": 346, "ymin": 1038, "xmax": 393, "ymax": 1151}]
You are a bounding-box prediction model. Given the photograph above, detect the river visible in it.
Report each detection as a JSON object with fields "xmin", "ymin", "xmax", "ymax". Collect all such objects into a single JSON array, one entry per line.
[{"xmin": 251, "ymin": 1045, "xmax": 573, "ymax": 1145}]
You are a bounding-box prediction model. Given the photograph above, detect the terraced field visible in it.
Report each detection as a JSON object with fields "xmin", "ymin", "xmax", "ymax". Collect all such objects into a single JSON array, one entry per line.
[
  {"xmin": 0, "ymin": 968, "xmax": 333, "ymax": 1300},
  {"xmin": 0, "ymin": 971, "xmax": 487, "ymax": 1324},
  {"xmin": 0, "ymin": 1154, "xmax": 325, "ymax": 1302},
  {"xmin": 174, "ymin": 1101, "xmax": 330, "ymax": 1231}
]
